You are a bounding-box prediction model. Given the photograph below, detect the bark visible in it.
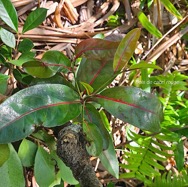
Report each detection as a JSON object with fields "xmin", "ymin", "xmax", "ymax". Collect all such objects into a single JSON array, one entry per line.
[{"xmin": 57, "ymin": 124, "xmax": 102, "ymax": 187}]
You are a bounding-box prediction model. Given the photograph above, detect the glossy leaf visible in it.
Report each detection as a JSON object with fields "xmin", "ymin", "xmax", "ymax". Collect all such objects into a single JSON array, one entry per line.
[
  {"xmin": 18, "ymin": 139, "xmax": 37, "ymax": 167},
  {"xmin": 18, "ymin": 38, "xmax": 34, "ymax": 53},
  {"xmin": 42, "ymin": 50, "xmax": 71, "ymax": 73},
  {"xmin": 0, "ymin": 144, "xmax": 10, "ymax": 166},
  {"xmin": 113, "ymin": 28, "xmax": 141, "ymax": 72},
  {"xmin": 22, "ymin": 8, "xmax": 47, "ymax": 33},
  {"xmin": 0, "ymin": 28, "xmax": 16, "ymax": 48},
  {"xmin": 0, "ymin": 0, "xmax": 18, "ymax": 32},
  {"xmin": 83, "ymin": 121, "xmax": 103, "ymax": 156},
  {"xmin": 138, "ymin": 12, "xmax": 162, "ymax": 38},
  {"xmin": 75, "ymin": 38, "xmax": 120, "ymax": 93},
  {"xmin": 0, "ymin": 144, "xmax": 25, "ymax": 187},
  {"xmin": 129, "ymin": 61, "xmax": 162, "ymax": 70},
  {"xmin": 76, "ymin": 57, "xmax": 117, "ymax": 93},
  {"xmin": 34, "ymin": 146, "xmax": 56, "ymax": 187},
  {"xmin": 0, "ymin": 73, "xmax": 8, "ymax": 94},
  {"xmin": 84, "ymin": 103, "xmax": 110, "ymax": 150},
  {"xmin": 75, "ymin": 38, "xmax": 119, "ymax": 59},
  {"xmin": 0, "ymin": 84, "xmax": 81, "ymax": 143},
  {"xmin": 160, "ymin": 0, "xmax": 182, "ymax": 19},
  {"xmin": 99, "ymin": 137, "xmax": 119, "ymax": 178},
  {"xmin": 23, "ymin": 60, "xmax": 54, "ymax": 78},
  {"xmin": 95, "ymin": 86, "xmax": 163, "ymax": 132}
]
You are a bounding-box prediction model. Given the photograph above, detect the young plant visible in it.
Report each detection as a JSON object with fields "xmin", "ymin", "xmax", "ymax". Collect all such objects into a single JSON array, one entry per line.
[
  {"xmin": 0, "ymin": 26, "xmax": 163, "ymax": 186},
  {"xmin": 0, "ymin": 1, "xmax": 164, "ymax": 186}
]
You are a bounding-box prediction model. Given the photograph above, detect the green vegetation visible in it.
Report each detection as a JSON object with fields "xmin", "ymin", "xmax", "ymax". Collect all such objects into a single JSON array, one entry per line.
[{"xmin": 0, "ymin": 0, "xmax": 187, "ymax": 186}]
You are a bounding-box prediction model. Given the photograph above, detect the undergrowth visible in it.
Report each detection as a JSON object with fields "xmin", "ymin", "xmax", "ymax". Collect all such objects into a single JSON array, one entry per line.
[{"xmin": 119, "ymin": 71, "xmax": 188, "ymax": 186}]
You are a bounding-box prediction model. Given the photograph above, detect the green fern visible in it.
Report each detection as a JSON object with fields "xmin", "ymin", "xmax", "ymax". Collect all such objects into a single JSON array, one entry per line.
[
  {"xmin": 151, "ymin": 170, "xmax": 188, "ymax": 187},
  {"xmin": 151, "ymin": 71, "xmax": 188, "ymax": 128},
  {"xmin": 120, "ymin": 130, "xmax": 176, "ymax": 186}
]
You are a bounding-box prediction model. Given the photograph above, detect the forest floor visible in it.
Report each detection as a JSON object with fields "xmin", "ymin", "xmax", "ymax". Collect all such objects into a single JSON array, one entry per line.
[{"xmin": 8, "ymin": 0, "xmax": 188, "ymax": 186}]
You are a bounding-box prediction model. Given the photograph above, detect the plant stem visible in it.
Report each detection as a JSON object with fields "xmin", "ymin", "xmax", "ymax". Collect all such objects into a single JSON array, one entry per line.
[{"xmin": 57, "ymin": 124, "xmax": 102, "ymax": 187}]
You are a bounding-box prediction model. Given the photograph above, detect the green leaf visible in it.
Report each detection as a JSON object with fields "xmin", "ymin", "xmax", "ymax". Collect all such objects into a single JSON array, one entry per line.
[
  {"xmin": 80, "ymin": 82, "xmax": 94, "ymax": 95},
  {"xmin": 22, "ymin": 8, "xmax": 47, "ymax": 33},
  {"xmin": 140, "ymin": 68, "xmax": 150, "ymax": 92},
  {"xmin": 0, "ymin": 73, "xmax": 8, "ymax": 94},
  {"xmin": 34, "ymin": 146, "xmax": 56, "ymax": 187},
  {"xmin": 120, "ymin": 171, "xmax": 135, "ymax": 179},
  {"xmin": 0, "ymin": 53, "xmax": 5, "ymax": 64},
  {"xmin": 0, "ymin": 84, "xmax": 81, "ymax": 143},
  {"xmin": 138, "ymin": 12, "xmax": 162, "ymax": 38},
  {"xmin": 23, "ymin": 60, "xmax": 54, "ymax": 78},
  {"xmin": 0, "ymin": 28, "xmax": 16, "ymax": 48},
  {"xmin": 0, "ymin": 144, "xmax": 10, "ymax": 166},
  {"xmin": 0, "ymin": 0, "xmax": 18, "ymax": 32},
  {"xmin": 113, "ymin": 28, "xmax": 141, "ymax": 72},
  {"xmin": 0, "ymin": 45, "xmax": 12, "ymax": 60},
  {"xmin": 99, "ymin": 137, "xmax": 119, "ymax": 178},
  {"xmin": 49, "ymin": 171, "xmax": 62, "ymax": 187},
  {"xmin": 13, "ymin": 69, "xmax": 33, "ymax": 85},
  {"xmin": 95, "ymin": 86, "xmax": 163, "ymax": 132},
  {"xmin": 18, "ymin": 139, "xmax": 37, "ymax": 167},
  {"xmin": 41, "ymin": 50, "xmax": 71, "ymax": 74},
  {"xmin": 18, "ymin": 38, "xmax": 34, "ymax": 53},
  {"xmin": 0, "ymin": 144, "xmax": 25, "ymax": 187},
  {"xmin": 140, "ymin": 161, "xmax": 160, "ymax": 177},
  {"xmin": 129, "ymin": 61, "xmax": 162, "ymax": 70},
  {"xmin": 107, "ymin": 182, "xmax": 115, "ymax": 187},
  {"xmin": 145, "ymin": 153, "xmax": 165, "ymax": 170},
  {"xmin": 55, "ymin": 154, "xmax": 78, "ymax": 185},
  {"xmin": 10, "ymin": 51, "xmax": 35, "ymax": 66},
  {"xmin": 84, "ymin": 103, "xmax": 110, "ymax": 150},
  {"xmin": 160, "ymin": 0, "xmax": 182, "ymax": 19},
  {"xmin": 99, "ymin": 110, "xmax": 112, "ymax": 132},
  {"xmin": 32, "ymin": 130, "xmax": 56, "ymax": 151},
  {"xmin": 174, "ymin": 140, "xmax": 184, "ymax": 171},
  {"xmin": 83, "ymin": 121, "xmax": 103, "ymax": 156}
]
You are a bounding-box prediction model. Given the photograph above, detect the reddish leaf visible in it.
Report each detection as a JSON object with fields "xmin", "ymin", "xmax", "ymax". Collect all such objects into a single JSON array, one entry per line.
[
  {"xmin": 113, "ymin": 28, "xmax": 141, "ymax": 72},
  {"xmin": 94, "ymin": 86, "xmax": 163, "ymax": 132},
  {"xmin": 75, "ymin": 38, "xmax": 119, "ymax": 59},
  {"xmin": 75, "ymin": 38, "xmax": 121, "ymax": 93},
  {"xmin": 76, "ymin": 58, "xmax": 117, "ymax": 93}
]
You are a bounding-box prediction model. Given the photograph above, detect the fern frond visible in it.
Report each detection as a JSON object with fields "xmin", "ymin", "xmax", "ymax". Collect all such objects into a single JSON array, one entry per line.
[
  {"xmin": 120, "ymin": 130, "xmax": 175, "ymax": 186},
  {"xmin": 151, "ymin": 170, "xmax": 188, "ymax": 187}
]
